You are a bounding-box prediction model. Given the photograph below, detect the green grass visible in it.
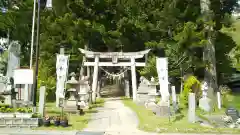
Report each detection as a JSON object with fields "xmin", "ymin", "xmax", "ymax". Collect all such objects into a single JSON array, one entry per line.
[
  {"xmin": 229, "ymin": 93, "xmax": 240, "ymax": 109},
  {"xmin": 122, "ymin": 98, "xmax": 240, "ymax": 133},
  {"xmin": 35, "ymin": 98, "xmax": 105, "ymax": 130}
]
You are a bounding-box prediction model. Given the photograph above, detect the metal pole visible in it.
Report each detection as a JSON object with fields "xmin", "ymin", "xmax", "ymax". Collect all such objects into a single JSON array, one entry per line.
[
  {"xmin": 30, "ymin": 0, "xmax": 37, "ymax": 69},
  {"xmin": 32, "ymin": 0, "xmax": 40, "ymax": 111}
]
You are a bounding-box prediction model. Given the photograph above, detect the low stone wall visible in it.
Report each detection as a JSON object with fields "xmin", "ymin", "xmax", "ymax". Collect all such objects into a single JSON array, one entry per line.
[{"xmin": 0, "ymin": 118, "xmax": 39, "ymax": 128}]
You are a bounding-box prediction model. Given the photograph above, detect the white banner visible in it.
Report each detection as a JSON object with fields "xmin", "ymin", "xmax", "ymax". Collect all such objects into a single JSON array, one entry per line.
[
  {"xmin": 156, "ymin": 57, "xmax": 169, "ymax": 102},
  {"xmin": 56, "ymin": 54, "xmax": 69, "ymax": 107}
]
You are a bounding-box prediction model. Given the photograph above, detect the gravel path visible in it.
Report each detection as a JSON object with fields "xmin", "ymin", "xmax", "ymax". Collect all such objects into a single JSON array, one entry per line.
[{"xmin": 83, "ymin": 97, "xmax": 139, "ymax": 132}]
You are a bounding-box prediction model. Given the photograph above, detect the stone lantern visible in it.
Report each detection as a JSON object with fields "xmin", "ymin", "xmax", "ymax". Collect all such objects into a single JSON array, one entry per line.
[
  {"xmin": 64, "ymin": 72, "xmax": 80, "ymax": 113},
  {"xmin": 147, "ymin": 77, "xmax": 159, "ymax": 103},
  {"xmin": 78, "ymin": 79, "xmax": 89, "ymax": 110}
]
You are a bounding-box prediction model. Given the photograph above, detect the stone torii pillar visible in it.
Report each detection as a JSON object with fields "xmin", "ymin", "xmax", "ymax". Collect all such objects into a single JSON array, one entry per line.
[
  {"xmin": 91, "ymin": 55, "xmax": 99, "ymax": 103},
  {"xmin": 131, "ymin": 57, "xmax": 137, "ymax": 101}
]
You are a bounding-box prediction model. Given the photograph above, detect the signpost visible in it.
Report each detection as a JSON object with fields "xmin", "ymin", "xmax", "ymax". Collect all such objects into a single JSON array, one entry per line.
[{"xmin": 13, "ymin": 69, "xmax": 33, "ymax": 102}]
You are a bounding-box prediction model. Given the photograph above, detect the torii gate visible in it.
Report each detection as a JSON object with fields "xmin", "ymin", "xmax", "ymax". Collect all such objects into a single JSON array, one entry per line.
[{"xmin": 79, "ymin": 48, "xmax": 150, "ymax": 102}]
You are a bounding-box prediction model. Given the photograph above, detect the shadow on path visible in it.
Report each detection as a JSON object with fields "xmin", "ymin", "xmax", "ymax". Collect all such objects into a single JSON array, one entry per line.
[{"xmin": 100, "ymin": 85, "xmax": 125, "ymax": 98}]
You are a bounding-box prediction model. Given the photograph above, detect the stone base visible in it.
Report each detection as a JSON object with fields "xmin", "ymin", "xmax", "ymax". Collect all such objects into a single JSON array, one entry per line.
[
  {"xmin": 155, "ymin": 101, "xmax": 170, "ymax": 117},
  {"xmin": 155, "ymin": 105, "xmax": 170, "ymax": 117},
  {"xmin": 64, "ymin": 99, "xmax": 78, "ymax": 112},
  {"xmin": 0, "ymin": 118, "xmax": 39, "ymax": 128},
  {"xmin": 64, "ymin": 105, "xmax": 79, "ymax": 114}
]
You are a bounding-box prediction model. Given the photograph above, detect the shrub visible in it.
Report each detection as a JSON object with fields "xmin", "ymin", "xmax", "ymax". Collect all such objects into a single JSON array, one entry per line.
[
  {"xmin": 32, "ymin": 113, "xmax": 42, "ymax": 118},
  {"xmin": 5, "ymin": 108, "xmax": 14, "ymax": 113},
  {"xmin": 0, "ymin": 107, "xmax": 5, "ymax": 112},
  {"xmin": 219, "ymin": 85, "xmax": 232, "ymax": 108},
  {"xmin": 0, "ymin": 104, "xmax": 9, "ymax": 108},
  {"xmin": 0, "ymin": 107, "xmax": 13, "ymax": 113},
  {"xmin": 16, "ymin": 108, "xmax": 26, "ymax": 113},
  {"xmin": 16, "ymin": 107, "xmax": 33, "ymax": 113},
  {"xmin": 180, "ymin": 75, "xmax": 201, "ymax": 107}
]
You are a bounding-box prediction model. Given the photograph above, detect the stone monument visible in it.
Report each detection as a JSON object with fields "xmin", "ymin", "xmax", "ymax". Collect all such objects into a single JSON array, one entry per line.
[
  {"xmin": 6, "ymin": 41, "xmax": 21, "ymax": 105},
  {"xmin": 199, "ymin": 81, "xmax": 212, "ymax": 112},
  {"xmin": 6, "ymin": 41, "xmax": 20, "ymax": 78},
  {"xmin": 156, "ymin": 57, "xmax": 170, "ymax": 117}
]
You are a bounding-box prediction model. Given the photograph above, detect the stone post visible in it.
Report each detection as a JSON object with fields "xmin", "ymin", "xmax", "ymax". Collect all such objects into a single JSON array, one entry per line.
[
  {"xmin": 171, "ymin": 86, "xmax": 178, "ymax": 112},
  {"xmin": 217, "ymin": 92, "xmax": 221, "ymax": 109},
  {"xmin": 188, "ymin": 93, "xmax": 196, "ymax": 123},
  {"xmin": 38, "ymin": 86, "xmax": 46, "ymax": 117}
]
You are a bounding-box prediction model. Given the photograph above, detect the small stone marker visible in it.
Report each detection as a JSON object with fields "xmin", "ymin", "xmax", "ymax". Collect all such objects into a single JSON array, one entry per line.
[
  {"xmin": 226, "ymin": 107, "xmax": 239, "ymax": 122},
  {"xmin": 171, "ymin": 86, "xmax": 178, "ymax": 112},
  {"xmin": 38, "ymin": 86, "xmax": 46, "ymax": 117},
  {"xmin": 217, "ymin": 92, "xmax": 221, "ymax": 109},
  {"xmin": 199, "ymin": 97, "xmax": 212, "ymax": 112},
  {"xmin": 188, "ymin": 93, "xmax": 196, "ymax": 123}
]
